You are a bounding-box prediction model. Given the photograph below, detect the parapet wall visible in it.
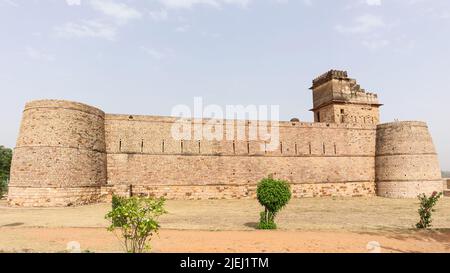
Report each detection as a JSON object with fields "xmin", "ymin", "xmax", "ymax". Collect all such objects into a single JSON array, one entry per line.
[
  {"xmin": 375, "ymin": 121, "xmax": 443, "ymax": 198},
  {"xmin": 8, "ymin": 100, "xmax": 107, "ymax": 206}
]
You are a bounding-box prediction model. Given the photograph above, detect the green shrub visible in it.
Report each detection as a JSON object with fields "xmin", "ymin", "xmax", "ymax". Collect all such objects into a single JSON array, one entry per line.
[
  {"xmin": 112, "ymin": 195, "xmax": 126, "ymax": 210},
  {"xmin": 416, "ymin": 191, "xmax": 442, "ymax": 229},
  {"xmin": 105, "ymin": 196, "xmax": 167, "ymax": 253},
  {"xmin": 258, "ymin": 211, "xmax": 277, "ymax": 229},
  {"xmin": 256, "ymin": 176, "xmax": 292, "ymax": 230},
  {"xmin": 0, "ymin": 178, "xmax": 8, "ymax": 199},
  {"xmin": 0, "ymin": 146, "xmax": 12, "ymax": 199}
]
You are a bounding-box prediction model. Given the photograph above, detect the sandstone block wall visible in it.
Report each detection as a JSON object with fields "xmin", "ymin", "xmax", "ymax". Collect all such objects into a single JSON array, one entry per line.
[
  {"xmin": 103, "ymin": 114, "xmax": 377, "ymax": 200},
  {"xmin": 8, "ymin": 100, "xmax": 107, "ymax": 206},
  {"xmin": 375, "ymin": 121, "xmax": 443, "ymax": 198},
  {"xmin": 7, "ymin": 99, "xmax": 444, "ymax": 207}
]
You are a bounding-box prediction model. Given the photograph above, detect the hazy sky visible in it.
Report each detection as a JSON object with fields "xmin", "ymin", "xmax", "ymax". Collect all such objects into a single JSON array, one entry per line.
[{"xmin": 0, "ymin": 0, "xmax": 449, "ymax": 170}]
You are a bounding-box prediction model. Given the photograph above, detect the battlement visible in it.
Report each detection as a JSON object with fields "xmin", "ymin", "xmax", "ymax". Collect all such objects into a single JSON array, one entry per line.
[
  {"xmin": 310, "ymin": 69, "xmax": 381, "ymax": 124},
  {"xmin": 312, "ymin": 70, "xmax": 349, "ymax": 89},
  {"xmin": 311, "ymin": 70, "xmax": 380, "ymax": 107}
]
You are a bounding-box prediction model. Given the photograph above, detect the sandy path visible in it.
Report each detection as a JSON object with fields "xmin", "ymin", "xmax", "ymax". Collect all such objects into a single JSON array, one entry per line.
[{"xmin": 1, "ymin": 227, "xmax": 449, "ymax": 253}]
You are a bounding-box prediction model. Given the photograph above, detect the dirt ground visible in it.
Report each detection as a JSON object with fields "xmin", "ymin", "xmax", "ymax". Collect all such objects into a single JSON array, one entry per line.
[{"xmin": 1, "ymin": 197, "xmax": 450, "ymax": 253}]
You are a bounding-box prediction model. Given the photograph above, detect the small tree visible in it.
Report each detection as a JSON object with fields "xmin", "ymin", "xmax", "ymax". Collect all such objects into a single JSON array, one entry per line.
[
  {"xmin": 0, "ymin": 146, "xmax": 12, "ymax": 199},
  {"xmin": 0, "ymin": 178, "xmax": 8, "ymax": 199},
  {"xmin": 416, "ymin": 191, "xmax": 442, "ymax": 229},
  {"xmin": 256, "ymin": 176, "xmax": 292, "ymax": 230},
  {"xmin": 105, "ymin": 196, "xmax": 167, "ymax": 253}
]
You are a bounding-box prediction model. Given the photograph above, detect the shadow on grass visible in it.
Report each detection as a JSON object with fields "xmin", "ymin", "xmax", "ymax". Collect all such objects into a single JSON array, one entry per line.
[
  {"xmin": 244, "ymin": 222, "xmax": 259, "ymax": 229},
  {"xmin": 2, "ymin": 222, "xmax": 24, "ymax": 227}
]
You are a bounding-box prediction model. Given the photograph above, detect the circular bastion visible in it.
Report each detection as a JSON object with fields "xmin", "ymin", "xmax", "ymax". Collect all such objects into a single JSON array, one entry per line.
[
  {"xmin": 8, "ymin": 100, "xmax": 107, "ymax": 207},
  {"xmin": 375, "ymin": 121, "xmax": 443, "ymax": 198}
]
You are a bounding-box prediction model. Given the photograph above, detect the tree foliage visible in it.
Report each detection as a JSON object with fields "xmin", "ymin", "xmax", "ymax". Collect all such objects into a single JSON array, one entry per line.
[
  {"xmin": 105, "ymin": 196, "xmax": 167, "ymax": 253},
  {"xmin": 0, "ymin": 146, "xmax": 12, "ymax": 198},
  {"xmin": 256, "ymin": 176, "xmax": 292, "ymax": 230}
]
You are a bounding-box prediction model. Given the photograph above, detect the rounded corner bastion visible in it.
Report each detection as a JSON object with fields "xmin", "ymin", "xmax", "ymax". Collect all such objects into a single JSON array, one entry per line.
[
  {"xmin": 8, "ymin": 99, "xmax": 107, "ymax": 207},
  {"xmin": 375, "ymin": 121, "xmax": 443, "ymax": 198}
]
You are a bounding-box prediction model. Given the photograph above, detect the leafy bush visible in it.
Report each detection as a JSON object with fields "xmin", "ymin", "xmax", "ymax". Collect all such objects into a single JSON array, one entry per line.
[
  {"xmin": 416, "ymin": 191, "xmax": 442, "ymax": 229},
  {"xmin": 112, "ymin": 195, "xmax": 125, "ymax": 210},
  {"xmin": 0, "ymin": 146, "xmax": 12, "ymax": 199},
  {"xmin": 0, "ymin": 178, "xmax": 8, "ymax": 199},
  {"xmin": 105, "ymin": 196, "xmax": 167, "ymax": 253},
  {"xmin": 256, "ymin": 176, "xmax": 291, "ymax": 230},
  {"xmin": 258, "ymin": 211, "xmax": 277, "ymax": 230}
]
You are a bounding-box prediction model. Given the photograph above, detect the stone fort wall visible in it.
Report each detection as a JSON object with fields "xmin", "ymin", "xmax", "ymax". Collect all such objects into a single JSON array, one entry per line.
[
  {"xmin": 104, "ymin": 114, "xmax": 377, "ymax": 200},
  {"xmin": 7, "ymin": 100, "xmax": 444, "ymax": 206},
  {"xmin": 8, "ymin": 100, "xmax": 107, "ymax": 206},
  {"xmin": 375, "ymin": 121, "xmax": 443, "ymax": 198}
]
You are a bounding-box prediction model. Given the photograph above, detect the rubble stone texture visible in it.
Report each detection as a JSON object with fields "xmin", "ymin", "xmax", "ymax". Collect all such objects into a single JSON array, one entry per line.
[{"xmin": 7, "ymin": 70, "xmax": 444, "ymax": 206}]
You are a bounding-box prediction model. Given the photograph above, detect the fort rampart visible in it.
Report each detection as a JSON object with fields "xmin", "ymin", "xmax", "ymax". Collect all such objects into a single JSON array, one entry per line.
[{"xmin": 7, "ymin": 70, "xmax": 444, "ymax": 206}]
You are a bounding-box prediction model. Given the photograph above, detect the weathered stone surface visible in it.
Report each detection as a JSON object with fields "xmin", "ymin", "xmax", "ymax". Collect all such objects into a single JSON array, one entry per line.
[
  {"xmin": 7, "ymin": 71, "xmax": 444, "ymax": 207},
  {"xmin": 375, "ymin": 121, "xmax": 443, "ymax": 198}
]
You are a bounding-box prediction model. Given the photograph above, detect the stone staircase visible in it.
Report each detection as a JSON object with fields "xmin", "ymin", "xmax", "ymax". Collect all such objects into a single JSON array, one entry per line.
[{"xmin": 444, "ymin": 179, "xmax": 450, "ymax": 197}]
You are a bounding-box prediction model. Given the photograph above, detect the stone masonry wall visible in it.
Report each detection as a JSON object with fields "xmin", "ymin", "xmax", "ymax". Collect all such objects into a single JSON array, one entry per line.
[
  {"xmin": 8, "ymin": 100, "xmax": 107, "ymax": 206},
  {"xmin": 104, "ymin": 115, "xmax": 377, "ymax": 199},
  {"xmin": 8, "ymin": 99, "xmax": 444, "ymax": 206},
  {"xmin": 375, "ymin": 121, "xmax": 443, "ymax": 198}
]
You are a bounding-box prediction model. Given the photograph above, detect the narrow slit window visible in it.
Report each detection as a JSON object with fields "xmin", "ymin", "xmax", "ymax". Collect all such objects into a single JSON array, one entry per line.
[
  {"xmin": 181, "ymin": 140, "xmax": 184, "ymax": 153},
  {"xmin": 141, "ymin": 140, "xmax": 144, "ymax": 153},
  {"xmin": 119, "ymin": 140, "xmax": 122, "ymax": 152},
  {"xmin": 233, "ymin": 141, "xmax": 236, "ymax": 155},
  {"xmin": 323, "ymin": 142, "xmax": 326, "ymax": 154},
  {"xmin": 334, "ymin": 143, "xmax": 337, "ymax": 155},
  {"xmin": 247, "ymin": 141, "xmax": 250, "ymax": 154},
  {"xmin": 280, "ymin": 142, "xmax": 283, "ymax": 154},
  {"xmin": 309, "ymin": 142, "xmax": 312, "ymax": 155},
  {"xmin": 198, "ymin": 140, "xmax": 201, "ymax": 154},
  {"xmin": 162, "ymin": 140, "xmax": 165, "ymax": 153}
]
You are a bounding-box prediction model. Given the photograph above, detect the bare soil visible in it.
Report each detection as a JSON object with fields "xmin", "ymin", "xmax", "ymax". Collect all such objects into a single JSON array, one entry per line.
[{"xmin": 1, "ymin": 197, "xmax": 450, "ymax": 253}]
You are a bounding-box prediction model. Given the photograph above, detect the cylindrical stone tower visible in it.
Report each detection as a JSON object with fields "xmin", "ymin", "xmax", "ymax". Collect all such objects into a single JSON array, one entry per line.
[
  {"xmin": 375, "ymin": 121, "xmax": 443, "ymax": 198},
  {"xmin": 8, "ymin": 100, "xmax": 107, "ymax": 206}
]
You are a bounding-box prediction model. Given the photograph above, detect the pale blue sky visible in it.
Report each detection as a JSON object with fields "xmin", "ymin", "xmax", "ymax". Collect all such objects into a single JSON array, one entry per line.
[{"xmin": 0, "ymin": 0, "xmax": 449, "ymax": 170}]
